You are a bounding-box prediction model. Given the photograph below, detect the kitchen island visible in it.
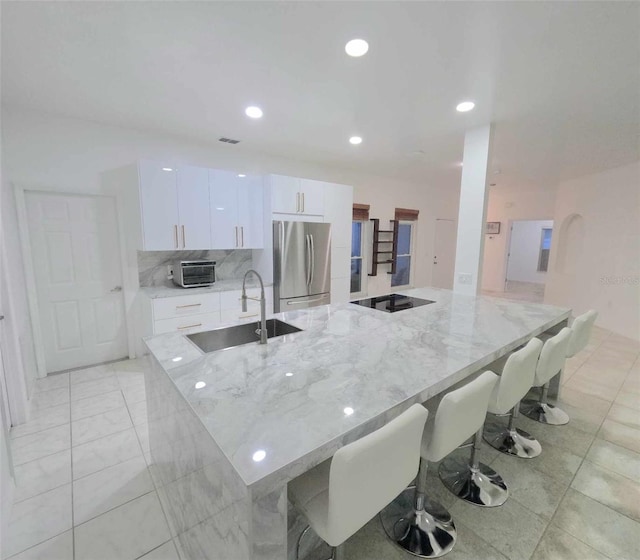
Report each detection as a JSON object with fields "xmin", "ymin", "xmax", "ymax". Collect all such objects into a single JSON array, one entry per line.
[{"xmin": 143, "ymin": 287, "xmax": 570, "ymax": 560}]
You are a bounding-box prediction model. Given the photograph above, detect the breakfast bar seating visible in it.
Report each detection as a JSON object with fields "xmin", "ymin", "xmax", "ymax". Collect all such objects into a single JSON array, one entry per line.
[
  {"xmin": 483, "ymin": 338, "xmax": 544, "ymax": 458},
  {"xmin": 143, "ymin": 287, "xmax": 570, "ymax": 559},
  {"xmin": 289, "ymin": 404, "xmax": 428, "ymax": 560},
  {"xmin": 520, "ymin": 328, "xmax": 573, "ymax": 425},
  {"xmin": 380, "ymin": 371, "xmax": 498, "ymax": 558}
]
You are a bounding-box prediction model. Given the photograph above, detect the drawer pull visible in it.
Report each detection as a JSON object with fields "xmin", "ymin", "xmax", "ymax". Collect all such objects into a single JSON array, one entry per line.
[
  {"xmin": 240, "ymin": 313, "xmax": 259, "ymax": 318},
  {"xmin": 177, "ymin": 323, "xmax": 202, "ymax": 330},
  {"xmin": 176, "ymin": 303, "xmax": 202, "ymax": 309}
]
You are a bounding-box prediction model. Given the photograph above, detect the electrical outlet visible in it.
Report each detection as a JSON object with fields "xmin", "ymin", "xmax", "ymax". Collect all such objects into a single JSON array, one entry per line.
[
  {"xmin": 167, "ymin": 265, "xmax": 174, "ymax": 279},
  {"xmin": 458, "ymin": 273, "xmax": 473, "ymax": 285}
]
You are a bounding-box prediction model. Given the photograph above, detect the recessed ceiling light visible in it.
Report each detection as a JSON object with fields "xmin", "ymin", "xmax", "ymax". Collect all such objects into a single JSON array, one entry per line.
[
  {"xmin": 237, "ymin": 174, "xmax": 246, "ymax": 178},
  {"xmin": 195, "ymin": 381, "xmax": 206, "ymax": 389},
  {"xmin": 344, "ymin": 407, "xmax": 355, "ymax": 416},
  {"xmin": 171, "ymin": 356, "xmax": 182, "ymax": 362},
  {"xmin": 456, "ymin": 101, "xmax": 475, "ymax": 112},
  {"xmin": 252, "ymin": 449, "xmax": 266, "ymax": 462},
  {"xmin": 162, "ymin": 167, "xmax": 173, "ymax": 172},
  {"xmin": 349, "ymin": 136, "xmax": 363, "ymax": 145},
  {"xmin": 345, "ymin": 38, "xmax": 369, "ymax": 57},
  {"xmin": 245, "ymin": 106, "xmax": 263, "ymax": 119},
  {"xmin": 285, "ymin": 372, "xmax": 294, "ymax": 377}
]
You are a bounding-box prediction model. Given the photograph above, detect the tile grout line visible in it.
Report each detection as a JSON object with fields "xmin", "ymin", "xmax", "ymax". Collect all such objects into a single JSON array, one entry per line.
[
  {"xmin": 529, "ymin": 331, "xmax": 637, "ymax": 560},
  {"xmin": 132, "ymin": 538, "xmax": 174, "ymax": 560},
  {"xmin": 121, "ymin": 376, "xmax": 178, "ymax": 545},
  {"xmin": 73, "ymin": 489, "xmax": 156, "ymax": 531},
  {"xmin": 527, "ymin": 332, "xmax": 612, "ymax": 559}
]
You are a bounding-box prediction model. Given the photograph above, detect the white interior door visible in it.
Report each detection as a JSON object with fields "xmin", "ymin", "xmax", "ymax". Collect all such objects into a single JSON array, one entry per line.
[
  {"xmin": 26, "ymin": 193, "xmax": 128, "ymax": 373},
  {"xmin": 432, "ymin": 219, "xmax": 457, "ymax": 289}
]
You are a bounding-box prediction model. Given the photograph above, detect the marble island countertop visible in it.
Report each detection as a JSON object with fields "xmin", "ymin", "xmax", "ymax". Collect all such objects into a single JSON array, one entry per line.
[{"xmin": 144, "ymin": 286, "xmax": 570, "ymax": 490}]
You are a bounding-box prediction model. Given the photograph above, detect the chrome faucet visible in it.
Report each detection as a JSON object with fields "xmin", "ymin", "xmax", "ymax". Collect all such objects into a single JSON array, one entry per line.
[{"xmin": 241, "ymin": 269, "xmax": 268, "ymax": 344}]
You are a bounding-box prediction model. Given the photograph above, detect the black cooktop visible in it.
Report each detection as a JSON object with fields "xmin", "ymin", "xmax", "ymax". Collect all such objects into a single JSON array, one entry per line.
[{"xmin": 351, "ymin": 293, "xmax": 436, "ymax": 313}]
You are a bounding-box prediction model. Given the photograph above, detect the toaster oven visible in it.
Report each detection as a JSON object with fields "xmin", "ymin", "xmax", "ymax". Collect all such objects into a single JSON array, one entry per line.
[{"xmin": 172, "ymin": 260, "xmax": 216, "ymax": 288}]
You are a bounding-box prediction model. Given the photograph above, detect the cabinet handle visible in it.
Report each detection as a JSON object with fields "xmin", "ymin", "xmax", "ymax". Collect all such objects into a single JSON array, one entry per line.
[
  {"xmin": 296, "ymin": 192, "xmax": 300, "ymax": 213},
  {"xmin": 174, "ymin": 225, "xmax": 178, "ymax": 248},
  {"xmin": 235, "ymin": 226, "xmax": 238, "ymax": 247},
  {"xmin": 177, "ymin": 323, "xmax": 202, "ymax": 330},
  {"xmin": 176, "ymin": 303, "xmax": 202, "ymax": 309},
  {"xmin": 302, "ymin": 192, "xmax": 305, "ymax": 213},
  {"xmin": 181, "ymin": 225, "xmax": 186, "ymax": 248},
  {"xmin": 240, "ymin": 226, "xmax": 244, "ymax": 247}
]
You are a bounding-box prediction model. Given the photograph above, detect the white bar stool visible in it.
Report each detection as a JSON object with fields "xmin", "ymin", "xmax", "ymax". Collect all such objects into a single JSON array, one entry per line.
[
  {"xmin": 520, "ymin": 327, "xmax": 573, "ymax": 425},
  {"xmin": 380, "ymin": 371, "xmax": 498, "ymax": 558},
  {"xmin": 289, "ymin": 404, "xmax": 428, "ymax": 560},
  {"xmin": 483, "ymin": 338, "xmax": 544, "ymax": 458},
  {"xmin": 566, "ymin": 310, "xmax": 598, "ymax": 358}
]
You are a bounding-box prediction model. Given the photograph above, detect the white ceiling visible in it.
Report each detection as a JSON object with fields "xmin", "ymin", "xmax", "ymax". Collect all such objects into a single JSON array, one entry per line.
[{"xmin": 2, "ymin": 1, "xmax": 639, "ymax": 190}]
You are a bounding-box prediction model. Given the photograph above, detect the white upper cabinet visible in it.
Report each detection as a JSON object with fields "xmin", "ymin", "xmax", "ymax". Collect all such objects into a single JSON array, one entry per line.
[
  {"xmin": 138, "ymin": 161, "xmax": 179, "ymax": 250},
  {"xmin": 176, "ymin": 166, "xmax": 211, "ymax": 249},
  {"xmin": 210, "ymin": 170, "xmax": 264, "ymax": 249},
  {"xmin": 323, "ymin": 183, "xmax": 353, "ymax": 248},
  {"xmin": 236, "ymin": 174, "xmax": 264, "ymax": 248},
  {"xmin": 270, "ymin": 174, "xmax": 324, "ymax": 216},
  {"xmin": 138, "ymin": 161, "xmax": 210, "ymax": 250},
  {"xmin": 209, "ymin": 170, "xmax": 238, "ymax": 249},
  {"xmin": 298, "ymin": 178, "xmax": 325, "ymax": 215}
]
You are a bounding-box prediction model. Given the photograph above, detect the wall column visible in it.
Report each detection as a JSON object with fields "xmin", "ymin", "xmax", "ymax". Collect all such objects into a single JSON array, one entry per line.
[{"xmin": 453, "ymin": 124, "xmax": 494, "ymax": 295}]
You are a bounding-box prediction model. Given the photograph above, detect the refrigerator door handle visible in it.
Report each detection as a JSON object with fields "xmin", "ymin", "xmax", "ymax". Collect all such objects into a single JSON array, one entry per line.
[
  {"xmin": 286, "ymin": 296, "xmax": 328, "ymax": 306},
  {"xmin": 309, "ymin": 234, "xmax": 315, "ymax": 286},
  {"xmin": 305, "ymin": 234, "xmax": 312, "ymax": 286},
  {"xmin": 280, "ymin": 221, "xmax": 285, "ymax": 250}
]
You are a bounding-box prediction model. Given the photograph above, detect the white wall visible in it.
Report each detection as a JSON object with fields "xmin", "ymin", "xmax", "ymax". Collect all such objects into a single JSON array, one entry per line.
[
  {"xmin": 545, "ymin": 161, "xmax": 640, "ymax": 341},
  {"xmin": 482, "ymin": 186, "xmax": 556, "ymax": 292},
  {"xmin": 506, "ymin": 220, "xmax": 553, "ymax": 284},
  {"xmin": 1, "ymin": 106, "xmax": 459, "ymax": 385}
]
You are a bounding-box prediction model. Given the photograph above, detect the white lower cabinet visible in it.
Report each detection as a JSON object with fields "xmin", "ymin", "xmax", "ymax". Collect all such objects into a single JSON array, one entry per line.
[
  {"xmin": 152, "ymin": 293, "xmax": 220, "ymax": 320},
  {"xmin": 331, "ymin": 277, "xmax": 351, "ymax": 304},
  {"xmin": 146, "ymin": 286, "xmax": 274, "ymax": 336},
  {"xmin": 149, "ymin": 292, "xmax": 221, "ymax": 335},
  {"xmin": 153, "ymin": 312, "xmax": 222, "ymax": 335}
]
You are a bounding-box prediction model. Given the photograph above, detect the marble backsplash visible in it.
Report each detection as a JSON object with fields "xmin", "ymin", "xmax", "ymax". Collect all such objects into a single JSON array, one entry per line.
[{"xmin": 138, "ymin": 250, "xmax": 252, "ymax": 287}]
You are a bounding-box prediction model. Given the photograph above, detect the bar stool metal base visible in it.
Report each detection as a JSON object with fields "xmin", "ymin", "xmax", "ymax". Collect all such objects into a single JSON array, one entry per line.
[
  {"xmin": 483, "ymin": 419, "xmax": 542, "ymax": 458},
  {"xmin": 380, "ymin": 488, "xmax": 456, "ymax": 558},
  {"xmin": 438, "ymin": 456, "xmax": 508, "ymax": 507},
  {"xmin": 520, "ymin": 400, "xmax": 570, "ymax": 425}
]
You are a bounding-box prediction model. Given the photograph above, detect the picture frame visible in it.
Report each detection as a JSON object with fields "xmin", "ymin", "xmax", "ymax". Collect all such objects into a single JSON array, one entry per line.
[{"xmin": 485, "ymin": 221, "xmax": 501, "ymax": 235}]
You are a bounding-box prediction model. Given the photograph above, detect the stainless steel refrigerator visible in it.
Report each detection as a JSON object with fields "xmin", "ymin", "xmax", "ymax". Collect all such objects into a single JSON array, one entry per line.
[{"xmin": 273, "ymin": 221, "xmax": 331, "ymax": 312}]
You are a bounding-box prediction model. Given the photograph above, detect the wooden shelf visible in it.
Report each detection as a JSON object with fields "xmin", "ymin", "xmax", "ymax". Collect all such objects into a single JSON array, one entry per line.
[{"xmin": 369, "ymin": 218, "xmax": 399, "ymax": 277}]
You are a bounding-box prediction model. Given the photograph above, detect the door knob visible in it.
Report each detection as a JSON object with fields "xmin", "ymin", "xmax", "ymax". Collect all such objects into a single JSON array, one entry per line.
[{"xmin": 110, "ymin": 286, "xmax": 123, "ymax": 293}]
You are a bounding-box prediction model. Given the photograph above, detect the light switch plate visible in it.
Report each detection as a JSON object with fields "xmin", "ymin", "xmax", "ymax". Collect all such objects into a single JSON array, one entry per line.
[{"xmin": 458, "ymin": 273, "xmax": 473, "ymax": 285}]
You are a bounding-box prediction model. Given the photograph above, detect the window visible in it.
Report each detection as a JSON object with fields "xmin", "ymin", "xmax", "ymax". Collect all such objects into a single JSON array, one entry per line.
[
  {"xmin": 538, "ymin": 228, "xmax": 553, "ymax": 272},
  {"xmin": 391, "ymin": 222, "xmax": 413, "ymax": 287},
  {"xmin": 350, "ymin": 221, "xmax": 364, "ymax": 294}
]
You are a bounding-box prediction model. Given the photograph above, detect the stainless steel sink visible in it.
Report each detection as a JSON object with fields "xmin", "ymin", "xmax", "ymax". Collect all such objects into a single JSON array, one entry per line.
[{"xmin": 187, "ymin": 319, "xmax": 302, "ymax": 353}]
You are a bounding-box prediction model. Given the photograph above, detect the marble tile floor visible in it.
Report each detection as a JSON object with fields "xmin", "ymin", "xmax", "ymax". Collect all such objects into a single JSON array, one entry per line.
[{"xmin": 5, "ymin": 326, "xmax": 640, "ymax": 560}]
